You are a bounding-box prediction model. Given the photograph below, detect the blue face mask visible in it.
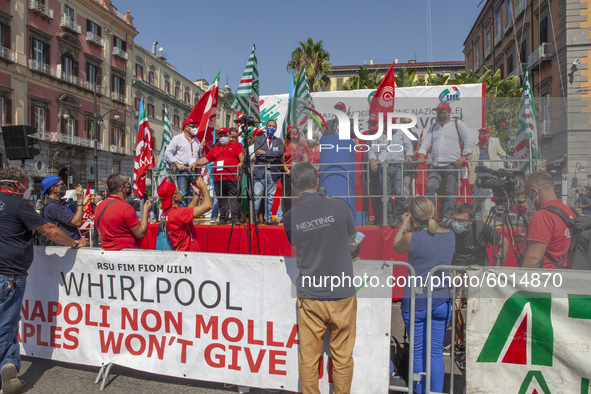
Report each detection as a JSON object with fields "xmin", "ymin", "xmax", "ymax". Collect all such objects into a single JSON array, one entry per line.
[
  {"xmin": 451, "ymin": 221, "xmax": 468, "ymax": 234},
  {"xmin": 308, "ymin": 139, "xmax": 316, "ymax": 145},
  {"xmin": 267, "ymin": 126, "xmax": 276, "ymax": 135}
]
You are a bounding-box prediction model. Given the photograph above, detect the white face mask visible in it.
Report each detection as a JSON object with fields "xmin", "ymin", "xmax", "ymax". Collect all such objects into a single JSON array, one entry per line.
[
  {"xmin": 1, "ymin": 180, "xmax": 31, "ymax": 199},
  {"xmin": 190, "ymin": 127, "xmax": 198, "ymax": 136},
  {"xmin": 526, "ymin": 189, "xmax": 537, "ymax": 212},
  {"xmin": 219, "ymin": 136, "xmax": 230, "ymax": 146}
]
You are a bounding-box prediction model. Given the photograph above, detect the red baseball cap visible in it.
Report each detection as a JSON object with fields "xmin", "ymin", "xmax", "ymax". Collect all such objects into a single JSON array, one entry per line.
[
  {"xmin": 433, "ymin": 102, "xmax": 451, "ymax": 111},
  {"xmin": 368, "ymin": 115, "xmax": 379, "ymax": 123},
  {"xmin": 478, "ymin": 127, "xmax": 491, "ymax": 134},
  {"xmin": 334, "ymin": 102, "xmax": 346, "ymax": 110},
  {"xmin": 182, "ymin": 118, "xmax": 199, "ymax": 128},
  {"xmin": 217, "ymin": 127, "xmax": 229, "ymax": 134},
  {"xmin": 158, "ymin": 180, "xmax": 177, "ymax": 211},
  {"xmin": 253, "ymin": 128, "xmax": 264, "ymax": 136}
]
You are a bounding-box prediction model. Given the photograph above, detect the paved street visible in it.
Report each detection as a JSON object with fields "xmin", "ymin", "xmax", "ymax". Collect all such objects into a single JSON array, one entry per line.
[{"xmin": 15, "ymin": 303, "xmax": 465, "ymax": 394}]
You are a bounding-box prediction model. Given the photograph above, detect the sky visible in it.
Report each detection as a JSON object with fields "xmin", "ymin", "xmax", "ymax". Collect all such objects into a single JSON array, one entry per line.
[{"xmin": 116, "ymin": 0, "xmax": 483, "ymax": 96}]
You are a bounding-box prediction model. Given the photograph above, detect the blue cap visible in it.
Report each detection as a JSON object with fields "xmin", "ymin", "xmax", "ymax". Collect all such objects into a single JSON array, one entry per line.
[{"xmin": 41, "ymin": 176, "xmax": 62, "ymax": 196}]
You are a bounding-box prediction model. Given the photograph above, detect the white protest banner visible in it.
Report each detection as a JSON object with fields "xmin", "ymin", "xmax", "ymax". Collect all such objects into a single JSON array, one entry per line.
[
  {"xmin": 260, "ymin": 83, "xmax": 485, "ymax": 137},
  {"xmin": 20, "ymin": 248, "xmax": 391, "ymax": 393},
  {"xmin": 466, "ymin": 266, "xmax": 591, "ymax": 393}
]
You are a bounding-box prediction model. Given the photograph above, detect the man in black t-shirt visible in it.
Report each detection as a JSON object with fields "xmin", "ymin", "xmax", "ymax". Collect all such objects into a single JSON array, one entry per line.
[
  {"xmin": 0, "ymin": 167, "xmax": 87, "ymax": 394},
  {"xmin": 283, "ymin": 162, "xmax": 357, "ymax": 394},
  {"xmin": 449, "ymin": 202, "xmax": 509, "ymax": 358},
  {"xmin": 41, "ymin": 176, "xmax": 85, "ymax": 245}
]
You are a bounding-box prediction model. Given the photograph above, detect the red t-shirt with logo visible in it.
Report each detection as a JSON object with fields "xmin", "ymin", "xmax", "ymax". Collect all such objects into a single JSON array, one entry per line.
[
  {"xmin": 94, "ymin": 196, "xmax": 141, "ymax": 250},
  {"xmin": 205, "ymin": 141, "xmax": 244, "ymax": 181},
  {"xmin": 163, "ymin": 207, "xmax": 199, "ymax": 252},
  {"xmin": 526, "ymin": 199, "xmax": 576, "ymax": 269}
]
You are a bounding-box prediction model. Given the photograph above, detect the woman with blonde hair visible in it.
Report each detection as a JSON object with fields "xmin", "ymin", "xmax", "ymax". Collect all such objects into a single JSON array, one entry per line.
[{"xmin": 393, "ymin": 196, "xmax": 454, "ymax": 394}]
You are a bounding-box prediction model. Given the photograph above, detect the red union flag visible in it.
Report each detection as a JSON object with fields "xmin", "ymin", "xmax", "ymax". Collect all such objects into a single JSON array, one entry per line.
[
  {"xmin": 133, "ymin": 97, "xmax": 154, "ymax": 198},
  {"xmin": 193, "ymin": 72, "xmax": 220, "ymax": 154},
  {"xmin": 369, "ymin": 62, "xmax": 396, "ymax": 117}
]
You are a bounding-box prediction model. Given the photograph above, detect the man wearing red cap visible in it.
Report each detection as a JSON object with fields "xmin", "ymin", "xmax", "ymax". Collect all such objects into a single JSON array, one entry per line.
[
  {"xmin": 417, "ymin": 102, "xmax": 476, "ymax": 225},
  {"xmin": 326, "ymin": 101, "xmax": 352, "ymax": 136},
  {"xmin": 190, "ymin": 128, "xmax": 244, "ymax": 225},
  {"xmin": 165, "ymin": 118, "xmax": 203, "ymax": 206},
  {"xmin": 157, "ymin": 177, "xmax": 211, "ymax": 251},
  {"xmin": 468, "ymin": 126, "xmax": 509, "ymax": 216}
]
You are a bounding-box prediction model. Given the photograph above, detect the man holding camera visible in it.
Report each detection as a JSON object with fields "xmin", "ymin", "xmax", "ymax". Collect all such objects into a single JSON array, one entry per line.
[
  {"xmin": 253, "ymin": 119, "xmax": 283, "ymax": 225},
  {"xmin": 190, "ymin": 127, "xmax": 244, "ymax": 225},
  {"xmin": 468, "ymin": 127, "xmax": 509, "ymax": 217},
  {"xmin": 418, "ymin": 103, "xmax": 476, "ymax": 225},
  {"xmin": 1, "ymin": 167, "xmax": 87, "ymax": 394},
  {"xmin": 165, "ymin": 117, "xmax": 202, "ymax": 206},
  {"xmin": 40, "ymin": 176, "xmax": 85, "ymax": 246}
]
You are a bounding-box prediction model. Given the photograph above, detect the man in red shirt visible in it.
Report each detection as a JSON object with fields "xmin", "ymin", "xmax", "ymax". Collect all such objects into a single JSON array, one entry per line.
[
  {"xmin": 157, "ymin": 178, "xmax": 211, "ymax": 251},
  {"xmin": 191, "ymin": 128, "xmax": 244, "ymax": 225},
  {"xmin": 94, "ymin": 173, "xmax": 151, "ymax": 251},
  {"xmin": 523, "ymin": 171, "xmax": 576, "ymax": 269}
]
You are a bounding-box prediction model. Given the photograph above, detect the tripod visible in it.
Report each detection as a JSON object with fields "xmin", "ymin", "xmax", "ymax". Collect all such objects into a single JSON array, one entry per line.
[{"xmin": 479, "ymin": 193, "xmax": 525, "ymax": 267}]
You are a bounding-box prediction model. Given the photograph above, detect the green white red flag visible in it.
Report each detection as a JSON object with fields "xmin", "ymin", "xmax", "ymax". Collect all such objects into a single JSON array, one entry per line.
[
  {"xmin": 132, "ymin": 97, "xmax": 154, "ymax": 199},
  {"xmin": 154, "ymin": 104, "xmax": 172, "ymax": 187},
  {"xmin": 513, "ymin": 68, "xmax": 539, "ymax": 173},
  {"xmin": 230, "ymin": 44, "xmax": 260, "ymax": 121}
]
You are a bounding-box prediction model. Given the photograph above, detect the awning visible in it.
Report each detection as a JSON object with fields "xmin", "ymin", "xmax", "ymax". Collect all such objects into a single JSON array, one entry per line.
[{"xmin": 546, "ymin": 159, "xmax": 565, "ymax": 171}]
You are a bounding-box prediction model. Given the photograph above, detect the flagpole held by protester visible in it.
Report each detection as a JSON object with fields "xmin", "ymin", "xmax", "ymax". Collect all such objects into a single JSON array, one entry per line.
[
  {"xmin": 155, "ymin": 104, "xmax": 172, "ymax": 189},
  {"xmin": 132, "ymin": 97, "xmax": 155, "ymax": 221}
]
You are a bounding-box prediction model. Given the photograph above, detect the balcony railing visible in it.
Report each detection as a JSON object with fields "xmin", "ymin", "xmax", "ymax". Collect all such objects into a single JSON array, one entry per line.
[
  {"xmin": 516, "ymin": 0, "xmax": 526, "ymax": 18},
  {"xmin": 0, "ymin": 46, "xmax": 14, "ymax": 62},
  {"xmin": 35, "ymin": 131, "xmax": 95, "ymax": 148},
  {"xmin": 528, "ymin": 43, "xmax": 553, "ymax": 69},
  {"xmin": 504, "ymin": 17, "xmax": 513, "ymax": 35},
  {"xmin": 86, "ymin": 31, "xmax": 104, "ymax": 47},
  {"xmin": 29, "ymin": 59, "xmax": 59, "ymax": 77},
  {"xmin": 60, "ymin": 14, "xmax": 81, "ymax": 34},
  {"xmin": 112, "ymin": 47, "xmax": 128, "ymax": 60},
  {"xmin": 111, "ymin": 92, "xmax": 127, "ymax": 104},
  {"xmin": 29, "ymin": 0, "xmax": 54, "ymax": 19},
  {"xmin": 29, "ymin": 59, "xmax": 105, "ymax": 94},
  {"xmin": 119, "ymin": 146, "xmax": 127, "ymax": 155},
  {"xmin": 80, "ymin": 81, "xmax": 104, "ymax": 95}
]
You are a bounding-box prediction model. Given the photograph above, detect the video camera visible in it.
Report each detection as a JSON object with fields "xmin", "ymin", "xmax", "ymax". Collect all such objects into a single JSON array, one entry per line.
[
  {"xmin": 475, "ymin": 166, "xmax": 525, "ymax": 205},
  {"xmin": 234, "ymin": 115, "xmax": 259, "ymax": 128}
]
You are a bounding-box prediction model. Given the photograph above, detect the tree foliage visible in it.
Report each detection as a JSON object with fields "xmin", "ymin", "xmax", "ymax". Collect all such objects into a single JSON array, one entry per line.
[{"xmin": 287, "ymin": 37, "xmax": 332, "ymax": 92}]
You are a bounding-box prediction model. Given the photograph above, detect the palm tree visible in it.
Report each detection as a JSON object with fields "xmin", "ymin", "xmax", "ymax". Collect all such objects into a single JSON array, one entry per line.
[
  {"xmin": 342, "ymin": 66, "xmax": 382, "ymax": 90},
  {"xmin": 287, "ymin": 38, "xmax": 332, "ymax": 92}
]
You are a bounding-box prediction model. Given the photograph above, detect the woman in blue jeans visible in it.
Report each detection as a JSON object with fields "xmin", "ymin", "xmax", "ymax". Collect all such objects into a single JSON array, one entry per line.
[{"xmin": 393, "ymin": 197, "xmax": 454, "ymax": 394}]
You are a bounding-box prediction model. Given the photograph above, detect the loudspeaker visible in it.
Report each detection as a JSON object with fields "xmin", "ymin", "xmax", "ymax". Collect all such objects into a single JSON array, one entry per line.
[{"xmin": 1, "ymin": 125, "xmax": 41, "ymax": 160}]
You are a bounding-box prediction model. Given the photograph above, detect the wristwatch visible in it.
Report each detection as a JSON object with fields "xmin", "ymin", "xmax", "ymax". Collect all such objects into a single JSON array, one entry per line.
[{"xmin": 72, "ymin": 240, "xmax": 80, "ymax": 249}]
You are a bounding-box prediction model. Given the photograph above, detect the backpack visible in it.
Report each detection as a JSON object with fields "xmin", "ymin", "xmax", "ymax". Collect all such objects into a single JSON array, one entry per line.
[
  {"xmin": 34, "ymin": 198, "xmax": 64, "ymax": 246},
  {"xmin": 390, "ymin": 331, "xmax": 409, "ymax": 383},
  {"xmin": 541, "ymin": 206, "xmax": 591, "ymax": 270},
  {"xmin": 156, "ymin": 211, "xmax": 192, "ymax": 251}
]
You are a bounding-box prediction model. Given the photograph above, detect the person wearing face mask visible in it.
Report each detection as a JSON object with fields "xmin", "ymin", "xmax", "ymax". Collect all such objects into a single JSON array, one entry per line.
[
  {"xmin": 368, "ymin": 115, "xmax": 414, "ymax": 227},
  {"xmin": 165, "ymin": 118, "xmax": 202, "ymax": 206},
  {"xmin": 93, "ymin": 173, "xmax": 152, "ymax": 251},
  {"xmin": 449, "ymin": 203, "xmax": 509, "ymax": 363},
  {"xmin": 306, "ymin": 130, "xmax": 321, "ymax": 169},
  {"xmin": 282, "ymin": 125, "xmax": 309, "ymax": 214},
  {"xmin": 523, "ymin": 171, "xmax": 577, "ymax": 269},
  {"xmin": 417, "ymin": 103, "xmax": 476, "ymax": 226},
  {"xmin": 0, "ymin": 167, "xmax": 87, "ymax": 394},
  {"xmin": 252, "ymin": 120, "xmax": 284, "ymax": 225},
  {"xmin": 40, "ymin": 176, "xmax": 86, "ymax": 246},
  {"xmin": 191, "ymin": 127, "xmax": 244, "ymax": 225},
  {"xmin": 579, "ymin": 187, "xmax": 591, "ymax": 218},
  {"xmin": 467, "ymin": 127, "xmax": 509, "ymax": 217}
]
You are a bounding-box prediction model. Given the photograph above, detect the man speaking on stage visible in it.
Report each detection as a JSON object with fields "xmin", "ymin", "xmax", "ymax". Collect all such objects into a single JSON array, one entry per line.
[{"xmin": 282, "ymin": 162, "xmax": 357, "ymax": 394}]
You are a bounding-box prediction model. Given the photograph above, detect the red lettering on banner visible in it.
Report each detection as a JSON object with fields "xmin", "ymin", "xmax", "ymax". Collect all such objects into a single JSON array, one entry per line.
[
  {"xmin": 85, "ymin": 304, "xmax": 98, "ymax": 326},
  {"xmin": 222, "ymin": 317, "xmax": 244, "ymax": 343},
  {"xmin": 31, "ymin": 301, "xmax": 47, "ymax": 322},
  {"xmin": 125, "ymin": 334, "xmax": 146, "ymax": 356},
  {"xmin": 49, "ymin": 302, "xmax": 62, "ymax": 323},
  {"xmin": 121, "ymin": 308, "xmax": 138, "ymax": 330},
  {"xmin": 247, "ymin": 320, "xmax": 264, "ymax": 346},
  {"xmin": 196, "ymin": 315, "xmax": 218, "ymax": 339},
  {"xmin": 164, "ymin": 311, "xmax": 182, "ymax": 335},
  {"xmin": 244, "ymin": 348, "xmax": 266, "ymax": 373},
  {"xmin": 269, "ymin": 350, "xmax": 287, "ymax": 376},
  {"xmin": 205, "ymin": 343, "xmax": 225, "ymax": 368},
  {"xmin": 63, "ymin": 327, "xmax": 79, "ymax": 349},
  {"xmin": 23, "ymin": 323, "xmax": 34, "ymax": 343},
  {"xmin": 64, "ymin": 303, "xmax": 83, "ymax": 325},
  {"xmin": 141, "ymin": 310, "xmax": 162, "ymax": 332},
  {"xmin": 266, "ymin": 322, "xmax": 283, "ymax": 347},
  {"xmin": 99, "ymin": 305, "xmax": 110, "ymax": 328},
  {"xmin": 99, "ymin": 330, "xmax": 124, "ymax": 353},
  {"xmin": 36, "ymin": 324, "xmax": 48, "ymax": 346},
  {"xmin": 285, "ymin": 324, "xmax": 299, "ymax": 348},
  {"xmin": 228, "ymin": 345, "xmax": 241, "ymax": 371},
  {"xmin": 21, "ymin": 300, "xmax": 29, "ymax": 320},
  {"xmin": 147, "ymin": 335, "xmax": 166, "ymax": 360},
  {"xmin": 177, "ymin": 338, "xmax": 193, "ymax": 364},
  {"xmin": 50, "ymin": 326, "xmax": 62, "ymax": 348}
]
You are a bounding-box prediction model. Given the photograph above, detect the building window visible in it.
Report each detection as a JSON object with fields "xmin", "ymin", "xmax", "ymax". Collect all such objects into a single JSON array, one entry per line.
[
  {"xmin": 62, "ymin": 55, "xmax": 74, "ymax": 76},
  {"xmin": 486, "ymin": 29, "xmax": 491, "ymax": 54},
  {"xmin": 87, "ymin": 63, "xmax": 101, "ymax": 85},
  {"xmin": 195, "ymin": 94, "xmax": 199, "ymax": 105},
  {"xmin": 33, "ymin": 39, "xmax": 44, "ymax": 63},
  {"xmin": 540, "ymin": 16, "xmax": 548, "ymax": 44},
  {"xmin": 34, "ymin": 106, "xmax": 45, "ymax": 132},
  {"xmin": 184, "ymin": 91, "xmax": 189, "ymax": 103},
  {"xmin": 61, "ymin": 117, "xmax": 75, "ymax": 138},
  {"xmin": 87, "ymin": 20, "xmax": 100, "ymax": 36},
  {"xmin": 135, "ymin": 63, "xmax": 143, "ymax": 79},
  {"xmin": 134, "ymin": 97, "xmax": 140, "ymax": 112},
  {"xmin": 0, "ymin": 23, "xmax": 11, "ymax": 50},
  {"xmin": 112, "ymin": 75, "xmax": 123, "ymax": 95},
  {"xmin": 506, "ymin": 53, "xmax": 514, "ymax": 75},
  {"xmin": 226, "ymin": 114, "xmax": 231, "ymax": 128},
  {"xmin": 148, "ymin": 70, "xmax": 154, "ymax": 85},
  {"xmin": 164, "ymin": 78, "xmax": 170, "ymax": 93},
  {"xmin": 495, "ymin": 12, "xmax": 502, "ymax": 40},
  {"xmin": 113, "ymin": 161, "xmax": 120, "ymax": 174},
  {"xmin": 520, "ymin": 39, "xmax": 527, "ymax": 63},
  {"xmin": 64, "ymin": 5, "xmax": 74, "ymax": 22},
  {"xmin": 175, "ymin": 85, "xmax": 180, "ymax": 99},
  {"xmin": 336, "ymin": 78, "xmax": 343, "ymax": 90},
  {"xmin": 110, "ymin": 126, "xmax": 125, "ymax": 147},
  {"xmin": 173, "ymin": 114, "xmax": 179, "ymax": 127},
  {"xmin": 113, "ymin": 35, "xmax": 125, "ymax": 51},
  {"xmin": 541, "ymin": 93, "xmax": 551, "ymax": 133},
  {"xmin": 147, "ymin": 103, "xmax": 154, "ymax": 118},
  {"xmin": 475, "ymin": 45, "xmax": 480, "ymax": 69}
]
